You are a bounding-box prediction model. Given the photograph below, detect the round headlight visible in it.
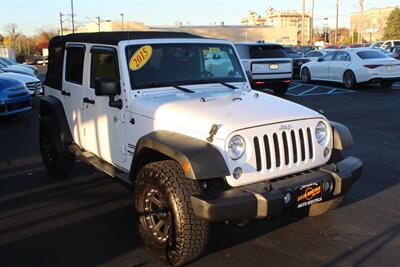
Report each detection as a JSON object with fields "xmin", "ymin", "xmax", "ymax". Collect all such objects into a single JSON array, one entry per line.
[
  {"xmin": 228, "ymin": 135, "xmax": 246, "ymax": 160},
  {"xmin": 315, "ymin": 121, "xmax": 327, "ymax": 144}
]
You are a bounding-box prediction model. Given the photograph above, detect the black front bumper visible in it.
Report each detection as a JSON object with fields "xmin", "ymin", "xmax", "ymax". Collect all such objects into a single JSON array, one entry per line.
[{"xmin": 191, "ymin": 156, "xmax": 362, "ymax": 222}]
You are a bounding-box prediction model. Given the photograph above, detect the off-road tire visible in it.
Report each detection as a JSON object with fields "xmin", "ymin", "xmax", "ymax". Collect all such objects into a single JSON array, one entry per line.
[
  {"xmin": 301, "ymin": 67, "xmax": 311, "ymax": 83},
  {"xmin": 274, "ymin": 85, "xmax": 289, "ymax": 96},
  {"xmin": 39, "ymin": 115, "xmax": 75, "ymax": 177},
  {"xmin": 343, "ymin": 71, "xmax": 357, "ymax": 89},
  {"xmin": 134, "ymin": 160, "xmax": 209, "ymax": 266},
  {"xmin": 308, "ymin": 149, "xmax": 344, "ymax": 216}
]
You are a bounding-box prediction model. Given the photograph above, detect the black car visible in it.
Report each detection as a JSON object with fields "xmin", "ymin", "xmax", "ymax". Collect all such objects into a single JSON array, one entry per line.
[{"xmin": 284, "ymin": 46, "xmax": 310, "ymax": 78}]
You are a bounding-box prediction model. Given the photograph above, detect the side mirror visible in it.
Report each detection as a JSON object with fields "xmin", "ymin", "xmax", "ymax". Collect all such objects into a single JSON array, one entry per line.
[
  {"xmin": 245, "ymin": 70, "xmax": 253, "ymax": 83},
  {"xmin": 94, "ymin": 77, "xmax": 123, "ymax": 109},
  {"xmin": 94, "ymin": 77, "xmax": 121, "ymax": 96},
  {"xmin": 317, "ymin": 57, "xmax": 324, "ymax": 62}
]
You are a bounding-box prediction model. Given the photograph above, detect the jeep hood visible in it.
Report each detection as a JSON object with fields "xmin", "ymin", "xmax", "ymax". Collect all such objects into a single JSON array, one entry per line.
[{"xmin": 132, "ymin": 87, "xmax": 322, "ymax": 139}]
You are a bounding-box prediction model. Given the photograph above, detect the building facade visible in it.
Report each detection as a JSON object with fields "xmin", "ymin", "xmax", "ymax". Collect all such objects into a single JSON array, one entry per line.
[
  {"xmin": 350, "ymin": 6, "xmax": 398, "ymax": 42},
  {"xmin": 241, "ymin": 7, "xmax": 311, "ymax": 44}
]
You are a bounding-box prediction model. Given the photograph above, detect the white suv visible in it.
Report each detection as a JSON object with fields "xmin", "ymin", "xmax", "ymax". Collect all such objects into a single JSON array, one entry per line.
[
  {"xmin": 40, "ymin": 31, "xmax": 362, "ymax": 266},
  {"xmin": 235, "ymin": 42, "xmax": 293, "ymax": 96}
]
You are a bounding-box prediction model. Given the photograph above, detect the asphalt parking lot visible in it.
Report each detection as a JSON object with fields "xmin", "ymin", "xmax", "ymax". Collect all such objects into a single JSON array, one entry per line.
[{"xmin": 0, "ymin": 72, "xmax": 399, "ymax": 266}]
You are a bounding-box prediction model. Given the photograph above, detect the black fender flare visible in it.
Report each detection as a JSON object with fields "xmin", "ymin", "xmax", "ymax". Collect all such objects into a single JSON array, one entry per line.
[
  {"xmin": 131, "ymin": 130, "xmax": 230, "ymax": 180},
  {"xmin": 330, "ymin": 121, "xmax": 353, "ymax": 150},
  {"xmin": 39, "ymin": 96, "xmax": 73, "ymax": 144}
]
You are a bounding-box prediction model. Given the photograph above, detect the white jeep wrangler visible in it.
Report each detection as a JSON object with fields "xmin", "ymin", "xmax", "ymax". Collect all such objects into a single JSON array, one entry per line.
[{"xmin": 40, "ymin": 32, "xmax": 362, "ymax": 266}]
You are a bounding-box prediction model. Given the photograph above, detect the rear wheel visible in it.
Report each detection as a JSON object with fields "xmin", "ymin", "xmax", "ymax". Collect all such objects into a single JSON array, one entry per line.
[
  {"xmin": 301, "ymin": 68, "xmax": 311, "ymax": 83},
  {"xmin": 39, "ymin": 115, "xmax": 75, "ymax": 178},
  {"xmin": 134, "ymin": 160, "xmax": 209, "ymax": 266},
  {"xmin": 343, "ymin": 71, "xmax": 357, "ymax": 89}
]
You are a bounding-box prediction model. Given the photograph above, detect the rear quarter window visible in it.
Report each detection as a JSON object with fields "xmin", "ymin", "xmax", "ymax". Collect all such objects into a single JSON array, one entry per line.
[
  {"xmin": 249, "ymin": 45, "xmax": 288, "ymax": 59},
  {"xmin": 357, "ymin": 50, "xmax": 389, "ymax": 59}
]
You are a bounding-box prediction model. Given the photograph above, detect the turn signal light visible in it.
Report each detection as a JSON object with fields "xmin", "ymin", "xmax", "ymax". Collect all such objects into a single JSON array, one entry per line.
[{"xmin": 364, "ymin": 64, "xmax": 383, "ymax": 69}]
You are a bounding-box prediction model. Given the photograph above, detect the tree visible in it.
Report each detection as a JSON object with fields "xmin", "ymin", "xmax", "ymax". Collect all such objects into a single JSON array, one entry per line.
[{"xmin": 383, "ymin": 7, "xmax": 400, "ymax": 40}]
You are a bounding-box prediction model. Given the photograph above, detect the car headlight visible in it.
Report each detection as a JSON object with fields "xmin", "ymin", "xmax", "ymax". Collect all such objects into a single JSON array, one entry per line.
[
  {"xmin": 315, "ymin": 121, "xmax": 328, "ymax": 144},
  {"xmin": 228, "ymin": 135, "xmax": 246, "ymax": 160}
]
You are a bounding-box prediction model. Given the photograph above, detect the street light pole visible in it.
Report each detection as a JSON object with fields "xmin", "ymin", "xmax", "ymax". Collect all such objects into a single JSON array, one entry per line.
[
  {"xmin": 301, "ymin": 0, "xmax": 305, "ymax": 45},
  {"xmin": 120, "ymin": 13, "xmax": 124, "ymax": 31},
  {"xmin": 335, "ymin": 0, "xmax": 339, "ymax": 45},
  {"xmin": 311, "ymin": 0, "xmax": 315, "ymax": 45},
  {"xmin": 71, "ymin": 0, "xmax": 75, "ymax": 33}
]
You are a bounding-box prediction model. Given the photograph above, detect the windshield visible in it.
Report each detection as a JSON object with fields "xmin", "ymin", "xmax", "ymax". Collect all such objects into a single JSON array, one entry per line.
[{"xmin": 126, "ymin": 43, "xmax": 246, "ymax": 89}]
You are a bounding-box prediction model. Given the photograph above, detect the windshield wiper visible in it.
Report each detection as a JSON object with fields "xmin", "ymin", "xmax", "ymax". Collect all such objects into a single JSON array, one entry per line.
[
  {"xmin": 217, "ymin": 82, "xmax": 237, "ymax": 89},
  {"xmin": 172, "ymin": 85, "xmax": 195, "ymax": 93}
]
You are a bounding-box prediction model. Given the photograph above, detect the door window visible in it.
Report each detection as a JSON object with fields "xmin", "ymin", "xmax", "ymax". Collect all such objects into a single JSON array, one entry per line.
[
  {"xmin": 65, "ymin": 46, "xmax": 85, "ymax": 84},
  {"xmin": 322, "ymin": 52, "xmax": 335, "ymax": 61},
  {"xmin": 333, "ymin": 52, "xmax": 350, "ymax": 61},
  {"xmin": 90, "ymin": 48, "xmax": 120, "ymax": 88}
]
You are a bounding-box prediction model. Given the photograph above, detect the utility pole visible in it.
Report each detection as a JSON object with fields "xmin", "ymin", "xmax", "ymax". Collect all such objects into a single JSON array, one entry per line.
[
  {"xmin": 70, "ymin": 0, "xmax": 75, "ymax": 33},
  {"xmin": 59, "ymin": 12, "xmax": 64, "ymax": 36},
  {"xmin": 120, "ymin": 13, "xmax": 124, "ymax": 31},
  {"xmin": 358, "ymin": 0, "xmax": 364, "ymax": 44},
  {"xmin": 96, "ymin": 16, "xmax": 101, "ymax": 32},
  {"xmin": 335, "ymin": 0, "xmax": 339, "ymax": 46},
  {"xmin": 301, "ymin": 0, "xmax": 305, "ymax": 45},
  {"xmin": 311, "ymin": 0, "xmax": 315, "ymax": 45}
]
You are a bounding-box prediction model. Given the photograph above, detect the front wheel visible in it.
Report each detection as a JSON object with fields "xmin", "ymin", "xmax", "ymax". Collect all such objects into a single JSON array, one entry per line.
[
  {"xmin": 134, "ymin": 160, "xmax": 209, "ymax": 266},
  {"xmin": 343, "ymin": 71, "xmax": 357, "ymax": 89}
]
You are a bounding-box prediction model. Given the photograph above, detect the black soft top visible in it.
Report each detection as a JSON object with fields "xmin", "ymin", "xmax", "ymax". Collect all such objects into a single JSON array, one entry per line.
[
  {"xmin": 45, "ymin": 31, "xmax": 205, "ymax": 90},
  {"xmin": 49, "ymin": 31, "xmax": 204, "ymax": 47}
]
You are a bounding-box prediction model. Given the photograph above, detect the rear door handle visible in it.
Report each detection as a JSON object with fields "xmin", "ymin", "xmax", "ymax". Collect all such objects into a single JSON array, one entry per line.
[
  {"xmin": 83, "ymin": 97, "xmax": 95, "ymax": 104},
  {"xmin": 61, "ymin": 90, "xmax": 71, "ymax": 96}
]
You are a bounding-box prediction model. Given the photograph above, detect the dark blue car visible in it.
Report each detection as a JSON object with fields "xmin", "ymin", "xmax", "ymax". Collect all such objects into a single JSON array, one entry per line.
[{"xmin": 0, "ymin": 76, "xmax": 32, "ymax": 116}]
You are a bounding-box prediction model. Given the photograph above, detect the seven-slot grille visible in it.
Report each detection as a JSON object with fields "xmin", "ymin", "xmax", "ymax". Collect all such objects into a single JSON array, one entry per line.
[
  {"xmin": 25, "ymin": 81, "xmax": 42, "ymax": 92},
  {"xmin": 253, "ymin": 127, "xmax": 314, "ymax": 172}
]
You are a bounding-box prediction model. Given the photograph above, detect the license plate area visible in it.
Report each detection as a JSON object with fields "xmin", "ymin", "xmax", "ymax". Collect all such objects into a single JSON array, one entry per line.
[
  {"xmin": 269, "ymin": 64, "xmax": 279, "ymax": 70},
  {"xmin": 296, "ymin": 182, "xmax": 322, "ymax": 208}
]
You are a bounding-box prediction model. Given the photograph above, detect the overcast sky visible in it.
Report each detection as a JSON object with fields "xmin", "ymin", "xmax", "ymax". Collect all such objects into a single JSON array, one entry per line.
[{"xmin": 0, "ymin": 0, "xmax": 399, "ymax": 36}]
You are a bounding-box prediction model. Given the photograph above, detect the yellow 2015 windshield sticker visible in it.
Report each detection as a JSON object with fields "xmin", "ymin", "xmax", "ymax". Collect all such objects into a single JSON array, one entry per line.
[{"xmin": 129, "ymin": 45, "xmax": 152, "ymax": 71}]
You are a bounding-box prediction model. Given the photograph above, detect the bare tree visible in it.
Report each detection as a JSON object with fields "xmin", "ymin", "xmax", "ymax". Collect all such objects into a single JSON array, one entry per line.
[{"xmin": 4, "ymin": 23, "xmax": 21, "ymax": 43}]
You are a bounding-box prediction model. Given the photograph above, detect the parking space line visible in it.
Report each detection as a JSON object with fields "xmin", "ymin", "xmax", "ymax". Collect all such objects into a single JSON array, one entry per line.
[
  {"xmin": 288, "ymin": 83, "xmax": 304, "ymax": 91},
  {"xmin": 297, "ymin": 86, "xmax": 319, "ymax": 96}
]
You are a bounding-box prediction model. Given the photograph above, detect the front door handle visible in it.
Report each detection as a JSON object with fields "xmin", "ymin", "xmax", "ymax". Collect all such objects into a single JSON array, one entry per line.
[
  {"xmin": 83, "ymin": 97, "xmax": 95, "ymax": 104},
  {"xmin": 61, "ymin": 90, "xmax": 71, "ymax": 96}
]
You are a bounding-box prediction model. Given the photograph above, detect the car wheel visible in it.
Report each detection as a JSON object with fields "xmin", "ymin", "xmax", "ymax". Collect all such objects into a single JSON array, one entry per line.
[
  {"xmin": 39, "ymin": 115, "xmax": 75, "ymax": 178},
  {"xmin": 307, "ymin": 149, "xmax": 344, "ymax": 217},
  {"xmin": 134, "ymin": 160, "xmax": 209, "ymax": 266},
  {"xmin": 381, "ymin": 81, "xmax": 394, "ymax": 88},
  {"xmin": 301, "ymin": 68, "xmax": 311, "ymax": 83},
  {"xmin": 273, "ymin": 85, "xmax": 288, "ymax": 97},
  {"xmin": 343, "ymin": 71, "xmax": 357, "ymax": 89}
]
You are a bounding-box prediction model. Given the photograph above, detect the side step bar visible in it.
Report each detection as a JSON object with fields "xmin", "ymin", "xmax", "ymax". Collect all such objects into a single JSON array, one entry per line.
[{"xmin": 68, "ymin": 144, "xmax": 131, "ymax": 185}]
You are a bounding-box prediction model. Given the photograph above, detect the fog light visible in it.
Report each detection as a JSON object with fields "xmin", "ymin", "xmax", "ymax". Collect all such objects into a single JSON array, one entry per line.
[
  {"xmin": 323, "ymin": 181, "xmax": 331, "ymax": 193},
  {"xmin": 324, "ymin": 148, "xmax": 330, "ymax": 158},
  {"xmin": 283, "ymin": 192, "xmax": 292, "ymax": 206},
  {"xmin": 233, "ymin": 167, "xmax": 243, "ymax": 179}
]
